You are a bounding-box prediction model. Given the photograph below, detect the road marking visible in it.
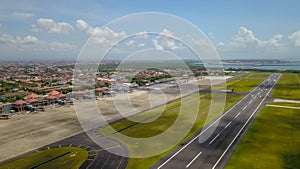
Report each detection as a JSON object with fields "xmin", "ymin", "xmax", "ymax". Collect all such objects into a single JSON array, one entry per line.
[
  {"xmin": 234, "ymin": 112, "xmax": 240, "ymax": 118},
  {"xmin": 209, "ymin": 134, "xmax": 220, "ymax": 145},
  {"xmin": 249, "ymin": 100, "xmax": 253, "ymax": 104},
  {"xmin": 186, "ymin": 152, "xmax": 202, "ymax": 168},
  {"xmin": 266, "ymin": 105, "xmax": 300, "ymax": 110},
  {"xmin": 156, "ymin": 79, "xmax": 265, "ymax": 169},
  {"xmin": 69, "ymin": 144, "xmax": 72, "ymax": 147},
  {"xmin": 242, "ymin": 105, "xmax": 248, "ymax": 110},
  {"xmin": 212, "ymin": 74, "xmax": 281, "ymax": 169},
  {"xmin": 95, "ymin": 145, "xmax": 121, "ymax": 152},
  {"xmin": 224, "ymin": 121, "xmax": 232, "ymax": 129}
]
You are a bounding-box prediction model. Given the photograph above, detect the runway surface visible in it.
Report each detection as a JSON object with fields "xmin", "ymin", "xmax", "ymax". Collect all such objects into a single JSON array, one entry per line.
[{"xmin": 152, "ymin": 73, "xmax": 281, "ymax": 169}]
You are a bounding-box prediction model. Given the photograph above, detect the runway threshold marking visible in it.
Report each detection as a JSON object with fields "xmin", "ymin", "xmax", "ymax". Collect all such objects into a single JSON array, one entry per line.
[
  {"xmin": 212, "ymin": 74, "xmax": 280, "ymax": 169},
  {"xmin": 209, "ymin": 134, "xmax": 220, "ymax": 145},
  {"xmin": 186, "ymin": 152, "xmax": 202, "ymax": 168},
  {"xmin": 224, "ymin": 121, "xmax": 232, "ymax": 129},
  {"xmin": 156, "ymin": 82, "xmax": 263, "ymax": 169}
]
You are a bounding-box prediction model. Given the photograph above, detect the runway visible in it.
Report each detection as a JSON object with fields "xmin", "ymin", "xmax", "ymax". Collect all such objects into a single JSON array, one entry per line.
[
  {"xmin": 152, "ymin": 73, "xmax": 281, "ymax": 169},
  {"xmin": 1, "ymin": 74, "xmax": 280, "ymax": 169}
]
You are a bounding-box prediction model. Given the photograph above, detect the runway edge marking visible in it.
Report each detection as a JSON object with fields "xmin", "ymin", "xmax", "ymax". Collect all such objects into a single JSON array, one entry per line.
[
  {"xmin": 212, "ymin": 74, "xmax": 281, "ymax": 169},
  {"xmin": 156, "ymin": 77, "xmax": 265, "ymax": 169}
]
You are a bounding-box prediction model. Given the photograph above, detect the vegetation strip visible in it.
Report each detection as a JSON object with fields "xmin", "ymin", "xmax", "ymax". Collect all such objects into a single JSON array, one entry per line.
[
  {"xmin": 99, "ymin": 73, "xmax": 269, "ymax": 169},
  {"xmin": 30, "ymin": 151, "xmax": 71, "ymax": 169}
]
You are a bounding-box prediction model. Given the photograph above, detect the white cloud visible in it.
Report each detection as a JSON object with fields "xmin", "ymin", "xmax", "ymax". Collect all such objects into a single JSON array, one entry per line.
[
  {"xmin": 126, "ymin": 40, "xmax": 135, "ymax": 46},
  {"xmin": 0, "ymin": 32, "xmax": 75, "ymax": 51},
  {"xmin": 0, "ymin": 33, "xmax": 15, "ymax": 43},
  {"xmin": 0, "ymin": 34, "xmax": 37, "ymax": 44},
  {"xmin": 135, "ymin": 31, "xmax": 148, "ymax": 39},
  {"xmin": 152, "ymin": 39, "xmax": 163, "ymax": 50},
  {"xmin": 288, "ymin": 30, "xmax": 300, "ymax": 46},
  {"xmin": 86, "ymin": 26, "xmax": 127, "ymax": 45},
  {"xmin": 137, "ymin": 43, "xmax": 145, "ymax": 47},
  {"xmin": 216, "ymin": 42, "xmax": 225, "ymax": 47},
  {"xmin": 231, "ymin": 26, "xmax": 261, "ymax": 47},
  {"xmin": 208, "ymin": 32, "xmax": 214, "ymax": 39},
  {"xmin": 229, "ymin": 26, "xmax": 284, "ymax": 48},
  {"xmin": 76, "ymin": 19, "xmax": 89, "ymax": 31},
  {"xmin": 159, "ymin": 29, "xmax": 173, "ymax": 37},
  {"xmin": 13, "ymin": 12, "xmax": 35, "ymax": 18},
  {"xmin": 151, "ymin": 29, "xmax": 184, "ymax": 50},
  {"xmin": 268, "ymin": 34, "xmax": 283, "ymax": 47},
  {"xmin": 74, "ymin": 19, "xmax": 128, "ymax": 45},
  {"xmin": 214, "ymin": 26, "xmax": 300, "ymax": 59},
  {"xmin": 31, "ymin": 18, "xmax": 74, "ymax": 34},
  {"xmin": 18, "ymin": 35, "xmax": 38, "ymax": 44},
  {"xmin": 0, "ymin": 33, "xmax": 39, "ymax": 45}
]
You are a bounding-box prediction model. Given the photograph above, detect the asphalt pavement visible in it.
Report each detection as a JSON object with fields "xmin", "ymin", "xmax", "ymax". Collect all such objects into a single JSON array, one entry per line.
[
  {"xmin": 152, "ymin": 73, "xmax": 281, "ymax": 169},
  {"xmin": 1, "ymin": 73, "xmax": 281, "ymax": 169}
]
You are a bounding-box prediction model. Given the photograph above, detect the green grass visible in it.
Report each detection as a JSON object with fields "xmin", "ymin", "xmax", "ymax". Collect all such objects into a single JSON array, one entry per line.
[
  {"xmin": 226, "ymin": 73, "xmax": 270, "ymax": 92},
  {"xmin": 0, "ymin": 147, "xmax": 88, "ymax": 169},
  {"xmin": 120, "ymin": 93, "xmax": 241, "ymax": 169},
  {"xmin": 214, "ymin": 73, "xmax": 270, "ymax": 92},
  {"xmin": 98, "ymin": 72, "xmax": 269, "ymax": 169},
  {"xmin": 272, "ymin": 73, "xmax": 300, "ymax": 100},
  {"xmin": 225, "ymin": 105, "xmax": 300, "ymax": 169}
]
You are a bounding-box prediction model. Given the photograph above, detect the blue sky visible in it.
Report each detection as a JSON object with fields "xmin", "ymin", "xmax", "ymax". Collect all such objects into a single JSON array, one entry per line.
[{"xmin": 0, "ymin": 0, "xmax": 300, "ymax": 60}]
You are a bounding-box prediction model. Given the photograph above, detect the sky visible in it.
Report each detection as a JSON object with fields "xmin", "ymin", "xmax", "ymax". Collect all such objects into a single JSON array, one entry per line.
[{"xmin": 0, "ymin": 0, "xmax": 300, "ymax": 61}]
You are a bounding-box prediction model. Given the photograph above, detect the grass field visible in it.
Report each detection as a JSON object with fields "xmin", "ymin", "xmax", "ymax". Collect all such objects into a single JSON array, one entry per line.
[
  {"xmin": 272, "ymin": 73, "xmax": 300, "ymax": 100},
  {"xmin": 99, "ymin": 72, "xmax": 269, "ymax": 169},
  {"xmin": 214, "ymin": 73, "xmax": 270, "ymax": 92},
  {"xmin": 225, "ymin": 105, "xmax": 300, "ymax": 169},
  {"xmin": 0, "ymin": 147, "xmax": 88, "ymax": 169},
  {"xmin": 226, "ymin": 73, "xmax": 270, "ymax": 92}
]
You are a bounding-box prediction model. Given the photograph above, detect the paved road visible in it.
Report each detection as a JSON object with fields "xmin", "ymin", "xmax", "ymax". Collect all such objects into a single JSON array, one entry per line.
[
  {"xmin": 0, "ymin": 128, "xmax": 128, "ymax": 169},
  {"xmin": 152, "ymin": 73, "xmax": 281, "ymax": 169}
]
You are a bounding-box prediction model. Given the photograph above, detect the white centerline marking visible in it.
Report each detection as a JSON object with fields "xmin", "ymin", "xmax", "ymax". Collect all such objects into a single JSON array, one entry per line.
[
  {"xmin": 242, "ymin": 105, "xmax": 248, "ymax": 110},
  {"xmin": 224, "ymin": 121, "xmax": 232, "ymax": 129},
  {"xmin": 234, "ymin": 112, "xmax": 241, "ymax": 118},
  {"xmin": 156, "ymin": 77, "xmax": 269, "ymax": 169},
  {"xmin": 249, "ymin": 100, "xmax": 253, "ymax": 104},
  {"xmin": 212, "ymin": 74, "xmax": 281, "ymax": 169},
  {"xmin": 186, "ymin": 152, "xmax": 202, "ymax": 168},
  {"xmin": 209, "ymin": 134, "xmax": 220, "ymax": 145}
]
